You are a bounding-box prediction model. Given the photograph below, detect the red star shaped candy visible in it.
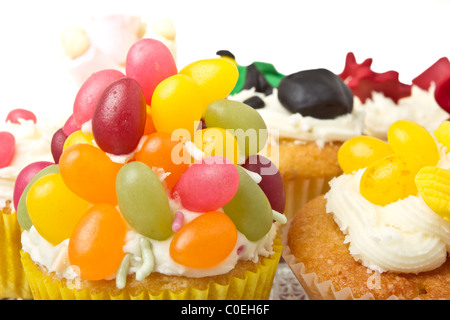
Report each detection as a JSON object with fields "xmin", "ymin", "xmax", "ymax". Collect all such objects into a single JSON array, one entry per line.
[{"xmin": 339, "ymin": 52, "xmax": 411, "ymax": 104}]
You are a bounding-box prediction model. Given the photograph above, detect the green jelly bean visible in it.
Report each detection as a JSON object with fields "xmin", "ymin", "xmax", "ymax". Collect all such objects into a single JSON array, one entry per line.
[
  {"xmin": 116, "ymin": 161, "xmax": 173, "ymax": 240},
  {"xmin": 203, "ymin": 99, "xmax": 268, "ymax": 157},
  {"xmin": 223, "ymin": 166, "xmax": 273, "ymax": 241}
]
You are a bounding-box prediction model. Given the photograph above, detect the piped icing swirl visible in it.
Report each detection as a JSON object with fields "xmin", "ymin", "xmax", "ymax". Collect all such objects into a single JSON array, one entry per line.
[{"xmin": 325, "ymin": 167, "xmax": 450, "ymax": 274}]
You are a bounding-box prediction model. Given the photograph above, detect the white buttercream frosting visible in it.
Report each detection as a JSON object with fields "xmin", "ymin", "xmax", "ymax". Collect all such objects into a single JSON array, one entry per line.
[
  {"xmin": 357, "ymin": 84, "xmax": 449, "ymax": 139},
  {"xmin": 21, "ymin": 213, "xmax": 277, "ymax": 280},
  {"xmin": 325, "ymin": 144, "xmax": 450, "ymax": 274},
  {"xmin": 229, "ymin": 88, "xmax": 365, "ymax": 147},
  {"xmin": 0, "ymin": 118, "xmax": 59, "ymax": 210}
]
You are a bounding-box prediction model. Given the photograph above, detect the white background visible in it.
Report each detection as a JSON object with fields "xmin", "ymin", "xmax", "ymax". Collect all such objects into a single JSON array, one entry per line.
[{"xmin": 0, "ymin": 0, "xmax": 449, "ymax": 121}]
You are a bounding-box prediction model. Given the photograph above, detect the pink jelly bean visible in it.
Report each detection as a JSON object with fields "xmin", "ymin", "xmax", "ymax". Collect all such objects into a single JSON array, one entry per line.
[
  {"xmin": 172, "ymin": 156, "xmax": 239, "ymax": 212},
  {"xmin": 125, "ymin": 38, "xmax": 177, "ymax": 105},
  {"xmin": 6, "ymin": 109, "xmax": 37, "ymax": 124},
  {"xmin": 51, "ymin": 128, "xmax": 67, "ymax": 164},
  {"xmin": 13, "ymin": 161, "xmax": 53, "ymax": 210},
  {"xmin": 63, "ymin": 114, "xmax": 79, "ymax": 136},
  {"xmin": 0, "ymin": 132, "xmax": 15, "ymax": 168},
  {"xmin": 73, "ymin": 69, "xmax": 125, "ymax": 128}
]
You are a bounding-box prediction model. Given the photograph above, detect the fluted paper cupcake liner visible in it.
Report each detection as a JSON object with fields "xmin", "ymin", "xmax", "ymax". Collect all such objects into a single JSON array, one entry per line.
[
  {"xmin": 0, "ymin": 210, "xmax": 32, "ymax": 299},
  {"xmin": 280, "ymin": 219, "xmax": 411, "ymax": 300},
  {"xmin": 283, "ymin": 176, "xmax": 332, "ymax": 221},
  {"xmin": 21, "ymin": 236, "xmax": 282, "ymax": 300}
]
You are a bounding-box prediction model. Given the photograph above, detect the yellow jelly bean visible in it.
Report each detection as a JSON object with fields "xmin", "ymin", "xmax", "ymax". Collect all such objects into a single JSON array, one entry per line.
[
  {"xmin": 151, "ymin": 74, "xmax": 205, "ymax": 139},
  {"xmin": 360, "ymin": 153, "xmax": 422, "ymax": 206},
  {"xmin": 193, "ymin": 127, "xmax": 240, "ymax": 164},
  {"xmin": 338, "ymin": 136, "xmax": 393, "ymax": 174},
  {"xmin": 179, "ymin": 58, "xmax": 239, "ymax": 113},
  {"xmin": 415, "ymin": 166, "xmax": 450, "ymax": 221},
  {"xmin": 63, "ymin": 130, "xmax": 94, "ymax": 151},
  {"xmin": 387, "ymin": 120, "xmax": 439, "ymax": 167},
  {"xmin": 27, "ymin": 173, "xmax": 91, "ymax": 245},
  {"xmin": 434, "ymin": 121, "xmax": 450, "ymax": 150}
]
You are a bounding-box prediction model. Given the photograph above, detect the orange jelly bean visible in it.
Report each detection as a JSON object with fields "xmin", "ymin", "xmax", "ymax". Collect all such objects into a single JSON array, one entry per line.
[
  {"xmin": 59, "ymin": 144, "xmax": 123, "ymax": 204},
  {"xmin": 69, "ymin": 203, "xmax": 127, "ymax": 281},
  {"xmin": 135, "ymin": 132, "xmax": 189, "ymax": 189},
  {"xmin": 169, "ymin": 211, "xmax": 237, "ymax": 268}
]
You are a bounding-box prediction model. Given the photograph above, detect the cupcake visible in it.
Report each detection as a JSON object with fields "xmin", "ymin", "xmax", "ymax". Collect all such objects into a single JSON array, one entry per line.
[
  {"xmin": 0, "ymin": 109, "xmax": 60, "ymax": 299},
  {"xmin": 284, "ymin": 119, "xmax": 450, "ymax": 300},
  {"xmin": 339, "ymin": 52, "xmax": 450, "ymax": 140},
  {"xmin": 224, "ymin": 51, "xmax": 363, "ymax": 220},
  {"xmin": 61, "ymin": 13, "xmax": 177, "ymax": 86},
  {"xmin": 19, "ymin": 38, "xmax": 285, "ymax": 300}
]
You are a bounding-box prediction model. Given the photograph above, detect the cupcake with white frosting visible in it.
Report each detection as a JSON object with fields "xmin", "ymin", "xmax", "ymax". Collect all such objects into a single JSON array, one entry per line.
[
  {"xmin": 225, "ymin": 52, "xmax": 364, "ymax": 220},
  {"xmin": 283, "ymin": 120, "xmax": 450, "ymax": 300}
]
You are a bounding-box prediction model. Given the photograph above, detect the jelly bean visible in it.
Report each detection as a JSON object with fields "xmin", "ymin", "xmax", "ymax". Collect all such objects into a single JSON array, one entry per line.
[
  {"xmin": 337, "ymin": 136, "xmax": 393, "ymax": 174},
  {"xmin": 434, "ymin": 121, "xmax": 450, "ymax": 150},
  {"xmin": 125, "ymin": 38, "xmax": 177, "ymax": 105},
  {"xmin": 73, "ymin": 69, "xmax": 125, "ymax": 128},
  {"xmin": 360, "ymin": 154, "xmax": 422, "ymax": 206},
  {"xmin": 13, "ymin": 161, "xmax": 53, "ymax": 211},
  {"xmin": 116, "ymin": 161, "xmax": 173, "ymax": 240},
  {"xmin": 0, "ymin": 132, "xmax": 15, "ymax": 168},
  {"xmin": 92, "ymin": 77, "xmax": 147, "ymax": 155},
  {"xmin": 27, "ymin": 173, "xmax": 91, "ymax": 245},
  {"xmin": 59, "ymin": 144, "xmax": 123, "ymax": 204},
  {"xmin": 169, "ymin": 211, "xmax": 237, "ymax": 268},
  {"xmin": 68, "ymin": 203, "xmax": 127, "ymax": 280},
  {"xmin": 134, "ymin": 132, "xmax": 189, "ymax": 190},
  {"xmin": 223, "ymin": 166, "xmax": 273, "ymax": 241},
  {"xmin": 6, "ymin": 109, "xmax": 36, "ymax": 124},
  {"xmin": 50, "ymin": 128, "xmax": 67, "ymax": 164},
  {"xmin": 415, "ymin": 166, "xmax": 450, "ymax": 221},
  {"xmin": 151, "ymin": 74, "xmax": 205, "ymax": 138},
  {"xmin": 179, "ymin": 58, "xmax": 239, "ymax": 112},
  {"xmin": 173, "ymin": 156, "xmax": 239, "ymax": 212},
  {"xmin": 203, "ymin": 99, "xmax": 268, "ymax": 157},
  {"xmin": 193, "ymin": 127, "xmax": 240, "ymax": 164},
  {"xmin": 242, "ymin": 155, "xmax": 286, "ymax": 213},
  {"xmin": 17, "ymin": 164, "xmax": 59, "ymax": 230},
  {"xmin": 387, "ymin": 120, "xmax": 439, "ymax": 167},
  {"xmin": 62, "ymin": 114, "xmax": 79, "ymax": 136},
  {"xmin": 62, "ymin": 130, "xmax": 94, "ymax": 151}
]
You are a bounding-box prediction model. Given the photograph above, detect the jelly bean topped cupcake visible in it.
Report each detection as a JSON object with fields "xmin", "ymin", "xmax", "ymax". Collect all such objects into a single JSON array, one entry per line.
[
  {"xmin": 339, "ymin": 52, "xmax": 450, "ymax": 140},
  {"xmin": 19, "ymin": 38, "xmax": 285, "ymax": 294},
  {"xmin": 326, "ymin": 120, "xmax": 450, "ymax": 273}
]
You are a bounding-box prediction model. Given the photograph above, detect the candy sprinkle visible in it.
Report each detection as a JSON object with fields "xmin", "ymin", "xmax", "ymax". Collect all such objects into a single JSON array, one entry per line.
[
  {"xmin": 116, "ymin": 253, "xmax": 131, "ymax": 290},
  {"xmin": 136, "ymin": 238, "xmax": 155, "ymax": 281},
  {"xmin": 172, "ymin": 211, "xmax": 184, "ymax": 232},
  {"xmin": 272, "ymin": 210, "xmax": 287, "ymax": 224}
]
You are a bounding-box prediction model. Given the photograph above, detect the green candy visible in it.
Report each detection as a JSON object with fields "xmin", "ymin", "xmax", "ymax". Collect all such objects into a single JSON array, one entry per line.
[
  {"xmin": 116, "ymin": 161, "xmax": 173, "ymax": 240},
  {"xmin": 203, "ymin": 99, "xmax": 268, "ymax": 157},
  {"xmin": 223, "ymin": 166, "xmax": 273, "ymax": 241}
]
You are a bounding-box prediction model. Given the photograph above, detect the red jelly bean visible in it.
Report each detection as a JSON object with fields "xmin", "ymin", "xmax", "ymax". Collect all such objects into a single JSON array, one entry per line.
[
  {"xmin": 92, "ymin": 77, "xmax": 147, "ymax": 155},
  {"xmin": 126, "ymin": 38, "xmax": 177, "ymax": 105},
  {"xmin": 0, "ymin": 132, "xmax": 15, "ymax": 168},
  {"xmin": 435, "ymin": 76, "xmax": 450, "ymax": 113},
  {"xmin": 6, "ymin": 109, "xmax": 37, "ymax": 124},
  {"xmin": 73, "ymin": 69, "xmax": 125, "ymax": 128},
  {"xmin": 50, "ymin": 128, "xmax": 67, "ymax": 164}
]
